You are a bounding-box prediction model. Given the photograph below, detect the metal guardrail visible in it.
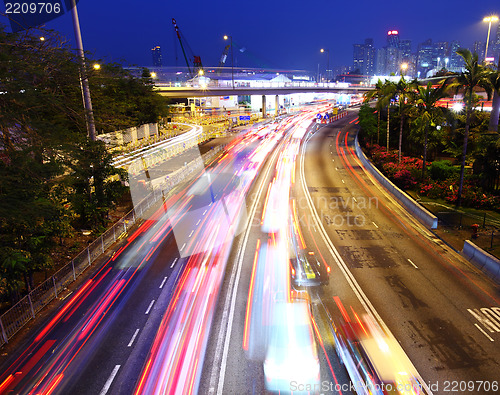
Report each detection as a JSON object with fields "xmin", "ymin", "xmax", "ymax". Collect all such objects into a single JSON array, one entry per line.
[{"xmin": 0, "ymin": 146, "xmax": 224, "ymax": 347}]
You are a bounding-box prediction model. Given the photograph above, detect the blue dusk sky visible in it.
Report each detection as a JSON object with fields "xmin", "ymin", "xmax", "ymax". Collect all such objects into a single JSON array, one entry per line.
[{"xmin": 1, "ymin": 0, "xmax": 499, "ymax": 72}]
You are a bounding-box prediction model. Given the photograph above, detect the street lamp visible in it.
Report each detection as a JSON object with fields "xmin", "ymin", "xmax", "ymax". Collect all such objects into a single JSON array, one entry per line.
[
  {"xmin": 93, "ymin": 63, "xmax": 101, "ymax": 71},
  {"xmin": 483, "ymin": 15, "xmax": 499, "ymax": 62},
  {"xmin": 400, "ymin": 62, "xmax": 408, "ymax": 76},
  {"xmin": 321, "ymin": 48, "xmax": 330, "ymax": 81},
  {"xmin": 224, "ymin": 35, "xmax": 234, "ymax": 89}
]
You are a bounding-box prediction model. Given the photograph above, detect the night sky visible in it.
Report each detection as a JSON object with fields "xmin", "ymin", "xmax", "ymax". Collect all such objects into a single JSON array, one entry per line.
[{"xmin": 1, "ymin": 0, "xmax": 499, "ymax": 72}]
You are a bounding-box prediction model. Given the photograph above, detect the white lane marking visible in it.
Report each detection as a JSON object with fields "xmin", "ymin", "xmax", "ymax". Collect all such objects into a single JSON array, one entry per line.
[
  {"xmin": 159, "ymin": 276, "xmax": 168, "ymax": 289},
  {"xmin": 170, "ymin": 258, "xmax": 178, "ymax": 268},
  {"xmin": 180, "ymin": 243, "xmax": 186, "ymax": 252},
  {"xmin": 189, "ymin": 230, "xmax": 194, "ymax": 238},
  {"xmin": 99, "ymin": 365, "xmax": 121, "ymax": 395},
  {"xmin": 342, "ymin": 179, "xmax": 345, "ymax": 183},
  {"xmin": 127, "ymin": 329, "xmax": 140, "ymax": 347},
  {"xmin": 196, "ymin": 219, "xmax": 201, "ymax": 226},
  {"xmin": 474, "ymin": 323, "xmax": 495, "ymax": 342},
  {"xmin": 372, "ymin": 221, "xmax": 379, "ymax": 228},
  {"xmin": 210, "ymin": 135, "xmax": 281, "ymax": 395},
  {"xmin": 299, "ymin": 132, "xmax": 434, "ymax": 395},
  {"xmin": 145, "ymin": 300, "xmax": 155, "ymax": 315},
  {"xmin": 203, "ymin": 209, "xmax": 208, "ymax": 215},
  {"xmin": 407, "ymin": 259, "xmax": 418, "ymax": 269}
]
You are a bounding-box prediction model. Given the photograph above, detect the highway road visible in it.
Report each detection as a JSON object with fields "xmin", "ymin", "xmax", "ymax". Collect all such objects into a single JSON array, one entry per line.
[
  {"xmin": 1, "ymin": 106, "xmax": 499, "ymax": 395},
  {"xmin": 202, "ymin": 109, "xmax": 500, "ymax": 395}
]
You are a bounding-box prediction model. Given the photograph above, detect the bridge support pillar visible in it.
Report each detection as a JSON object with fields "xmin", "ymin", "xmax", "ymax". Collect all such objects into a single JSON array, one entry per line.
[
  {"xmin": 275, "ymin": 95, "xmax": 279, "ymax": 116},
  {"xmin": 262, "ymin": 95, "xmax": 266, "ymax": 118}
]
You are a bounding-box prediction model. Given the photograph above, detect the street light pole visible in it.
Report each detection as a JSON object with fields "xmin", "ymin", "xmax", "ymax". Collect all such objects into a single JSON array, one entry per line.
[
  {"xmin": 224, "ymin": 35, "xmax": 234, "ymax": 89},
  {"xmin": 70, "ymin": 0, "xmax": 96, "ymax": 141},
  {"xmin": 483, "ymin": 15, "xmax": 499, "ymax": 61}
]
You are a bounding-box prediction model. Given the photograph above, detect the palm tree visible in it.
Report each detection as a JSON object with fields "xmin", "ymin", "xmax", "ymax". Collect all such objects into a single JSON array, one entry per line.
[
  {"xmin": 412, "ymin": 80, "xmax": 452, "ymax": 178},
  {"xmin": 395, "ymin": 77, "xmax": 417, "ymax": 163},
  {"xmin": 364, "ymin": 79, "xmax": 396, "ymax": 150},
  {"xmin": 364, "ymin": 79, "xmax": 384, "ymax": 144},
  {"xmin": 454, "ymin": 49, "xmax": 493, "ymax": 207}
]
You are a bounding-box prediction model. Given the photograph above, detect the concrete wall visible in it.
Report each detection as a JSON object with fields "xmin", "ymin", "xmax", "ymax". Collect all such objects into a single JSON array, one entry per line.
[
  {"xmin": 97, "ymin": 123, "xmax": 159, "ymax": 147},
  {"xmin": 354, "ymin": 136, "xmax": 438, "ymax": 229},
  {"xmin": 462, "ymin": 240, "xmax": 500, "ymax": 283}
]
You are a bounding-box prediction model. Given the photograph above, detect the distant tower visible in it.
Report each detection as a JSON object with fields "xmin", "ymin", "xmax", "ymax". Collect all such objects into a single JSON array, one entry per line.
[
  {"xmin": 353, "ymin": 38, "xmax": 375, "ymax": 76},
  {"xmin": 152, "ymin": 46, "xmax": 162, "ymax": 67},
  {"xmin": 387, "ymin": 30, "xmax": 400, "ymax": 48}
]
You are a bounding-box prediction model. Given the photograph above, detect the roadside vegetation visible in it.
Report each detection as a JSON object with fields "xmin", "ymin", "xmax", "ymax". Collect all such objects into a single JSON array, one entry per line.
[
  {"xmin": 0, "ymin": 25, "xmax": 169, "ymax": 305},
  {"xmin": 359, "ymin": 49, "xmax": 500, "ymax": 211}
]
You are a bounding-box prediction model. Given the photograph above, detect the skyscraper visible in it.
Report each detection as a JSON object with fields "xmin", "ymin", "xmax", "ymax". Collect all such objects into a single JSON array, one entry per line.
[
  {"xmin": 417, "ymin": 39, "xmax": 433, "ymax": 76},
  {"xmin": 432, "ymin": 41, "xmax": 448, "ymax": 68},
  {"xmin": 152, "ymin": 46, "xmax": 162, "ymax": 67},
  {"xmin": 473, "ymin": 41, "xmax": 485, "ymax": 61},
  {"xmin": 353, "ymin": 38, "xmax": 375, "ymax": 75},
  {"xmin": 387, "ymin": 30, "xmax": 400, "ymax": 48},
  {"xmin": 449, "ymin": 40, "xmax": 463, "ymax": 70}
]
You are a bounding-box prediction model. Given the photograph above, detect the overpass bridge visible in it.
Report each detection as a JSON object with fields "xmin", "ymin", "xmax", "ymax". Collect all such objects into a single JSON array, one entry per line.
[{"xmin": 154, "ymin": 82, "xmax": 373, "ymax": 98}]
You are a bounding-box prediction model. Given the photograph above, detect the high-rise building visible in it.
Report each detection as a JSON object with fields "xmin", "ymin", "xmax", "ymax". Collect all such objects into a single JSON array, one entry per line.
[
  {"xmin": 491, "ymin": 24, "xmax": 500, "ymax": 62},
  {"xmin": 152, "ymin": 46, "xmax": 162, "ymax": 67},
  {"xmin": 417, "ymin": 39, "xmax": 433, "ymax": 76},
  {"xmin": 387, "ymin": 30, "xmax": 400, "ymax": 48},
  {"xmin": 399, "ymin": 39, "xmax": 412, "ymax": 61},
  {"xmin": 432, "ymin": 41, "xmax": 448, "ymax": 68},
  {"xmin": 449, "ymin": 40, "xmax": 463, "ymax": 70},
  {"xmin": 353, "ymin": 38, "xmax": 375, "ymax": 75},
  {"xmin": 473, "ymin": 41, "xmax": 485, "ymax": 61},
  {"xmin": 375, "ymin": 47, "xmax": 387, "ymax": 75}
]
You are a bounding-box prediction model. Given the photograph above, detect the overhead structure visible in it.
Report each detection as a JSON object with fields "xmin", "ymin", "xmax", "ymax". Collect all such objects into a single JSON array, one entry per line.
[{"xmin": 172, "ymin": 18, "xmax": 204, "ymax": 78}]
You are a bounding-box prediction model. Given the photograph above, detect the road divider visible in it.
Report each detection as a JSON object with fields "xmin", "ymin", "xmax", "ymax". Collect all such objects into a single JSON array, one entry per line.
[
  {"xmin": 462, "ymin": 240, "xmax": 500, "ymax": 284},
  {"xmin": 354, "ymin": 135, "xmax": 438, "ymax": 230}
]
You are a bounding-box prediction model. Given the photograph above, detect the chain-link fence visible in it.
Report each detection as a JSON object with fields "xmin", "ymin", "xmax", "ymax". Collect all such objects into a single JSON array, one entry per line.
[{"xmin": 0, "ymin": 146, "xmax": 224, "ymax": 347}]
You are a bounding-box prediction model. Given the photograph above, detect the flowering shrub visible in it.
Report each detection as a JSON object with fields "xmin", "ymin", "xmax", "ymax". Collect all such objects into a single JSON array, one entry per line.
[{"xmin": 364, "ymin": 143, "xmax": 500, "ymax": 210}]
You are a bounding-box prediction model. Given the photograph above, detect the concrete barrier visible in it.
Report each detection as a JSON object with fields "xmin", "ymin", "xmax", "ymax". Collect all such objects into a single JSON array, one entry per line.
[
  {"xmin": 462, "ymin": 240, "xmax": 500, "ymax": 283},
  {"xmin": 354, "ymin": 136, "xmax": 438, "ymax": 229}
]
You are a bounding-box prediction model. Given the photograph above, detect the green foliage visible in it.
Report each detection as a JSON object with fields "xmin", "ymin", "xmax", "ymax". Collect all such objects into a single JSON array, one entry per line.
[
  {"xmin": 429, "ymin": 160, "xmax": 458, "ymax": 181},
  {"xmin": 89, "ymin": 63, "xmax": 169, "ymax": 133},
  {"xmin": 68, "ymin": 139, "xmax": 128, "ymax": 229},
  {"xmin": 0, "ymin": 23, "xmax": 162, "ymax": 302},
  {"xmin": 358, "ymin": 104, "xmax": 377, "ymax": 140}
]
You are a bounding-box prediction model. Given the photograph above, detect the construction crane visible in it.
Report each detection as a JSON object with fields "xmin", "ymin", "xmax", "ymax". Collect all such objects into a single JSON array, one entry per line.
[
  {"xmin": 216, "ymin": 44, "xmax": 231, "ymax": 75},
  {"xmin": 172, "ymin": 18, "xmax": 203, "ymax": 78}
]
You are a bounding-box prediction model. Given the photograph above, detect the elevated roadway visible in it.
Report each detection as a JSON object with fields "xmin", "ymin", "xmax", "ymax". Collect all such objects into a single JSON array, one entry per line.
[{"xmin": 155, "ymin": 84, "xmax": 372, "ymax": 98}]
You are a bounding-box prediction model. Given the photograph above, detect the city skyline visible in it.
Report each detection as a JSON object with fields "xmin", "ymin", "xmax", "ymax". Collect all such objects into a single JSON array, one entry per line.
[{"xmin": 0, "ymin": 1, "xmax": 499, "ymax": 73}]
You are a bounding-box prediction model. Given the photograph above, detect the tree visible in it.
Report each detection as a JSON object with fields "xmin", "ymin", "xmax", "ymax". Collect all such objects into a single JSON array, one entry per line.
[
  {"xmin": 395, "ymin": 77, "xmax": 417, "ymax": 163},
  {"xmin": 364, "ymin": 79, "xmax": 396, "ymax": 149},
  {"xmin": 88, "ymin": 63, "xmax": 169, "ymax": 133},
  {"xmin": 358, "ymin": 104, "xmax": 378, "ymax": 143},
  {"xmin": 454, "ymin": 49, "xmax": 493, "ymax": 207},
  {"xmin": 411, "ymin": 80, "xmax": 452, "ymax": 178},
  {"xmin": 68, "ymin": 139, "xmax": 128, "ymax": 230}
]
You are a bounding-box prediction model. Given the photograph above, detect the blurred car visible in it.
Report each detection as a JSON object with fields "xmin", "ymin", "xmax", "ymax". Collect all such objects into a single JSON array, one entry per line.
[
  {"xmin": 332, "ymin": 310, "xmax": 425, "ymax": 395},
  {"xmin": 290, "ymin": 250, "xmax": 329, "ymax": 287},
  {"xmin": 264, "ymin": 301, "xmax": 320, "ymax": 394}
]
